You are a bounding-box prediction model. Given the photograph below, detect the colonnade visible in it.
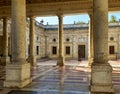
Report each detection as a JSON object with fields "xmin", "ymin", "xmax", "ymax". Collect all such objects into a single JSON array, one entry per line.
[
  {"xmin": 1, "ymin": 18, "xmax": 10, "ymax": 65},
  {"xmin": 0, "ymin": 0, "xmax": 114, "ymax": 93}
]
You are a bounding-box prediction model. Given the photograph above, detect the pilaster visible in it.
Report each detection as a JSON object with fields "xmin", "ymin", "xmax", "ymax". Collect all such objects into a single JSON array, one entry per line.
[{"xmin": 45, "ymin": 35, "xmax": 48, "ymax": 57}]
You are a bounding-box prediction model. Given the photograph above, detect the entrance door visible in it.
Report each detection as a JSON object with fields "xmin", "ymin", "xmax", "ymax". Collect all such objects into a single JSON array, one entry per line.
[{"xmin": 78, "ymin": 45, "xmax": 85, "ymax": 60}]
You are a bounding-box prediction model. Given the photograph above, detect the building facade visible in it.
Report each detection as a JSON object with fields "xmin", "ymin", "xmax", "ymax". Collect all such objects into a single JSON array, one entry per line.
[
  {"xmin": 44, "ymin": 23, "xmax": 120, "ymax": 60},
  {"xmin": 0, "ymin": 20, "xmax": 120, "ymax": 60}
]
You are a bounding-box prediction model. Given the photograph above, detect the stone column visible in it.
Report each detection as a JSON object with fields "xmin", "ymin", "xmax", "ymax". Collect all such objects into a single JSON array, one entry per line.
[
  {"xmin": 57, "ymin": 14, "xmax": 64, "ymax": 66},
  {"xmin": 91, "ymin": 0, "xmax": 114, "ymax": 93},
  {"xmin": 4, "ymin": 0, "xmax": 31, "ymax": 88},
  {"xmin": 29, "ymin": 16, "xmax": 36, "ymax": 66},
  {"xmin": 88, "ymin": 14, "xmax": 94, "ymax": 67},
  {"xmin": 1, "ymin": 17, "xmax": 10, "ymax": 65}
]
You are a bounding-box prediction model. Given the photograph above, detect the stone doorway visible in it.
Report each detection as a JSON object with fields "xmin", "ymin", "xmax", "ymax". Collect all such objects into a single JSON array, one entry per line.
[{"xmin": 78, "ymin": 45, "xmax": 85, "ymax": 61}]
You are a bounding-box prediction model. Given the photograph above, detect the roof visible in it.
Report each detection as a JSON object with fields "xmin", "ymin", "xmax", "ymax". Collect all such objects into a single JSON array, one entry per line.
[{"xmin": 44, "ymin": 23, "xmax": 120, "ymax": 30}]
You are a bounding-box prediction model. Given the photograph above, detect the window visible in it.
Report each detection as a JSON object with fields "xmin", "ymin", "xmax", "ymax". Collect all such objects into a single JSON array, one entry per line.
[
  {"xmin": 36, "ymin": 46, "xmax": 39, "ymax": 55},
  {"xmin": 110, "ymin": 37, "xmax": 114, "ymax": 41},
  {"xmin": 52, "ymin": 46, "xmax": 57, "ymax": 55},
  {"xmin": 53, "ymin": 38, "xmax": 56, "ymax": 42},
  {"xmin": 109, "ymin": 46, "xmax": 114, "ymax": 54},
  {"xmin": 66, "ymin": 46, "xmax": 70, "ymax": 55},
  {"xmin": 66, "ymin": 38, "xmax": 70, "ymax": 42},
  {"xmin": 37, "ymin": 36, "xmax": 39, "ymax": 40},
  {"xmin": 28, "ymin": 44, "xmax": 30, "ymax": 55}
]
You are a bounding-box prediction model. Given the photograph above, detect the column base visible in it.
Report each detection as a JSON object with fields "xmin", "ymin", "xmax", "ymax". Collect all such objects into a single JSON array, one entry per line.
[
  {"xmin": 90, "ymin": 63, "xmax": 114, "ymax": 93},
  {"xmin": 4, "ymin": 63, "xmax": 32, "ymax": 88},
  {"xmin": 0, "ymin": 56, "xmax": 10, "ymax": 65},
  {"xmin": 28, "ymin": 56, "xmax": 36, "ymax": 66},
  {"xmin": 57, "ymin": 56, "xmax": 64, "ymax": 66}
]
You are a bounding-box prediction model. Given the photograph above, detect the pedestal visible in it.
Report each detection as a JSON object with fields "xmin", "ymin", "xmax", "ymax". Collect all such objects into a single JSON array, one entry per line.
[
  {"xmin": 0, "ymin": 56, "xmax": 10, "ymax": 65},
  {"xmin": 4, "ymin": 63, "xmax": 31, "ymax": 88},
  {"xmin": 28, "ymin": 56, "xmax": 36, "ymax": 66},
  {"xmin": 91, "ymin": 63, "xmax": 114, "ymax": 93},
  {"xmin": 57, "ymin": 56, "xmax": 64, "ymax": 66}
]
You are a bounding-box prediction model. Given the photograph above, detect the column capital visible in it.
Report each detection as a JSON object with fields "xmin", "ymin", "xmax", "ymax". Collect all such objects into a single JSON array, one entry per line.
[
  {"xmin": 2, "ymin": 17, "xmax": 9, "ymax": 21},
  {"xmin": 29, "ymin": 16, "xmax": 35, "ymax": 19},
  {"xmin": 88, "ymin": 13, "xmax": 93, "ymax": 17},
  {"xmin": 57, "ymin": 13, "xmax": 64, "ymax": 18}
]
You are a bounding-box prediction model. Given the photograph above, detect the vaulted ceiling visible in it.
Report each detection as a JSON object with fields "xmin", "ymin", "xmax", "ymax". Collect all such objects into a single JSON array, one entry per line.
[{"xmin": 0, "ymin": 0, "xmax": 120, "ymax": 18}]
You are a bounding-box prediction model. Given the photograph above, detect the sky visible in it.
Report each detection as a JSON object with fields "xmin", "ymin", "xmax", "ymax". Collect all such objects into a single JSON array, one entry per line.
[{"xmin": 36, "ymin": 12, "xmax": 120, "ymax": 25}]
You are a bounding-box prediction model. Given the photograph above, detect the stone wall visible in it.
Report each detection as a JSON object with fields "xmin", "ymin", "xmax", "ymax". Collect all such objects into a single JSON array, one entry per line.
[
  {"xmin": 45, "ymin": 28, "xmax": 89, "ymax": 59},
  {"xmin": 45, "ymin": 23, "xmax": 120, "ymax": 60},
  {"xmin": 0, "ymin": 19, "xmax": 120, "ymax": 60}
]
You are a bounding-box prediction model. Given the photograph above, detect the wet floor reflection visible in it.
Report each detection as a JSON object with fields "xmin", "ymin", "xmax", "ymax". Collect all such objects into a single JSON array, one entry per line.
[
  {"xmin": 58, "ymin": 66, "xmax": 65, "ymax": 94},
  {"xmin": 1, "ymin": 60, "xmax": 120, "ymax": 94},
  {"xmin": 22, "ymin": 65, "xmax": 90, "ymax": 94}
]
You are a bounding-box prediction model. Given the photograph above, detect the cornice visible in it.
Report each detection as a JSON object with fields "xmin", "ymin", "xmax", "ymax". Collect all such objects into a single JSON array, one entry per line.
[{"xmin": 0, "ymin": 0, "xmax": 119, "ymax": 18}]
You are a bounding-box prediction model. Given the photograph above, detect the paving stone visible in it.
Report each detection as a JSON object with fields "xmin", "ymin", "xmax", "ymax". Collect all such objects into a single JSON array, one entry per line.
[
  {"xmin": 7, "ymin": 90, "xmax": 89, "ymax": 94},
  {"xmin": 0, "ymin": 60, "xmax": 120, "ymax": 94}
]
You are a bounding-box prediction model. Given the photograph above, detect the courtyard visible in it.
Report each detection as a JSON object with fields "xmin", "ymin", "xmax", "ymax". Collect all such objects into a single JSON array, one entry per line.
[{"xmin": 0, "ymin": 59, "xmax": 120, "ymax": 94}]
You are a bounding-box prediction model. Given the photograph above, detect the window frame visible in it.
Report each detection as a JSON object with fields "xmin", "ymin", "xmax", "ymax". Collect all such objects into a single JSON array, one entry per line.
[
  {"xmin": 109, "ymin": 46, "xmax": 115, "ymax": 54},
  {"xmin": 52, "ymin": 46, "xmax": 57, "ymax": 55},
  {"xmin": 66, "ymin": 46, "xmax": 70, "ymax": 55}
]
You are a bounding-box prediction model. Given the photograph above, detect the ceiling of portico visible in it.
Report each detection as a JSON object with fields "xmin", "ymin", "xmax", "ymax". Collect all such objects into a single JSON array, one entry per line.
[{"xmin": 0, "ymin": 0, "xmax": 120, "ymax": 18}]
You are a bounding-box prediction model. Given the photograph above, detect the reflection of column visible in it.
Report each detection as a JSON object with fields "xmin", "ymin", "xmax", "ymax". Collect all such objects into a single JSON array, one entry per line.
[
  {"xmin": 91, "ymin": 0, "xmax": 114, "ymax": 93},
  {"xmin": 88, "ymin": 14, "xmax": 94, "ymax": 67},
  {"xmin": 1, "ymin": 17, "xmax": 10, "ymax": 65},
  {"xmin": 58, "ymin": 67, "xmax": 64, "ymax": 94},
  {"xmin": 57, "ymin": 14, "xmax": 64, "ymax": 66},
  {"xmin": 29, "ymin": 16, "xmax": 36, "ymax": 66},
  {"xmin": 4, "ymin": 0, "xmax": 31, "ymax": 88}
]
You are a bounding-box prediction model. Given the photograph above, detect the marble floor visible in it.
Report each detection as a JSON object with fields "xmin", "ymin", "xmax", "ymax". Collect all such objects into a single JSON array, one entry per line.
[{"xmin": 0, "ymin": 60, "xmax": 120, "ymax": 94}]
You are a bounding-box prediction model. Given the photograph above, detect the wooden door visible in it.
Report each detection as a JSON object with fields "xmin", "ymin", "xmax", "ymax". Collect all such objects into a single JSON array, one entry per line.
[{"xmin": 78, "ymin": 45, "xmax": 85, "ymax": 60}]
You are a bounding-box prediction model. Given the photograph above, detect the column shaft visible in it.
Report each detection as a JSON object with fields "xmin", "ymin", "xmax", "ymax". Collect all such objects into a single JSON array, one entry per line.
[
  {"xmin": 3, "ymin": 18, "xmax": 8, "ymax": 56},
  {"xmin": 1, "ymin": 18, "xmax": 10, "ymax": 65},
  {"xmin": 59, "ymin": 15, "xmax": 63, "ymax": 57},
  {"xmin": 57, "ymin": 15, "xmax": 64, "ymax": 66},
  {"xmin": 29, "ymin": 16, "xmax": 36, "ymax": 66},
  {"xmin": 93, "ymin": 0, "xmax": 108, "ymax": 63},
  {"xmin": 88, "ymin": 14, "xmax": 94, "ymax": 66},
  {"xmin": 30, "ymin": 17, "xmax": 34, "ymax": 56},
  {"xmin": 11, "ymin": 0, "xmax": 26, "ymax": 63}
]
